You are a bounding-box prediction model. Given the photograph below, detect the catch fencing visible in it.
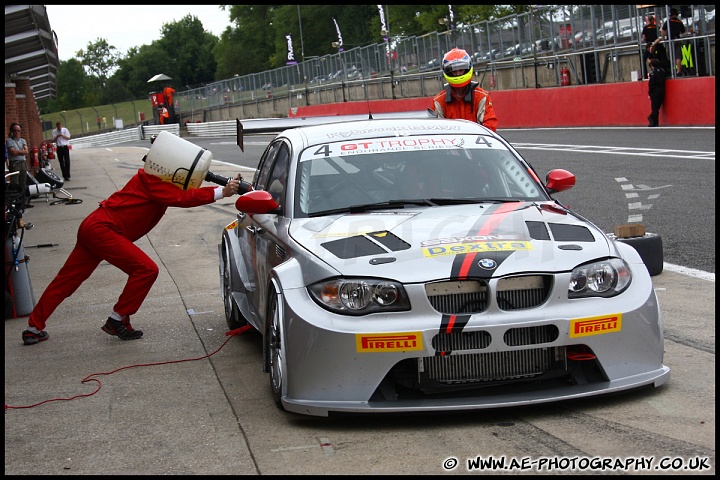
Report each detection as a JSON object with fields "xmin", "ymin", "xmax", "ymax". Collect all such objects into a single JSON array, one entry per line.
[{"xmin": 174, "ymin": 4, "xmax": 715, "ymax": 116}]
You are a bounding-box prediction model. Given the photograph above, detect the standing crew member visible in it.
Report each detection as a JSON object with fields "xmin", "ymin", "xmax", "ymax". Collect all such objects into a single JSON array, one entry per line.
[
  {"xmin": 430, "ymin": 48, "xmax": 498, "ymax": 132},
  {"xmin": 163, "ymin": 85, "xmax": 175, "ymax": 108},
  {"xmin": 647, "ymin": 58, "xmax": 667, "ymax": 127},
  {"xmin": 641, "ymin": 15, "xmax": 659, "ymax": 78},
  {"xmin": 52, "ymin": 121, "xmax": 72, "ymax": 181},
  {"xmin": 159, "ymin": 107, "xmax": 170, "ymax": 125},
  {"xmin": 660, "ymin": 8, "xmax": 686, "ymax": 75}
]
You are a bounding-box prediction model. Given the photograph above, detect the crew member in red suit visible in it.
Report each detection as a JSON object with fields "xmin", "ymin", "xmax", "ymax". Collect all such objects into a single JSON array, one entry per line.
[
  {"xmin": 431, "ymin": 47, "xmax": 498, "ymax": 132},
  {"xmin": 21, "ymin": 138, "xmax": 245, "ymax": 345},
  {"xmin": 159, "ymin": 106, "xmax": 170, "ymax": 125},
  {"xmin": 163, "ymin": 85, "xmax": 175, "ymax": 108}
]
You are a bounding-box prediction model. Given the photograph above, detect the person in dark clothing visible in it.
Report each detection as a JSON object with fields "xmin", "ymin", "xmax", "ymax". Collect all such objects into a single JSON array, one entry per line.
[
  {"xmin": 648, "ymin": 37, "xmax": 671, "ymax": 71},
  {"xmin": 647, "ymin": 58, "xmax": 666, "ymax": 127},
  {"xmin": 641, "ymin": 15, "xmax": 658, "ymax": 78},
  {"xmin": 661, "ymin": 8, "xmax": 686, "ymax": 75}
]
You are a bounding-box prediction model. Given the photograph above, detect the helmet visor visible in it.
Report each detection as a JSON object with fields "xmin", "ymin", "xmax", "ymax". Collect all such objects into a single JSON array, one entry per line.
[{"xmin": 443, "ymin": 59, "xmax": 471, "ymax": 76}]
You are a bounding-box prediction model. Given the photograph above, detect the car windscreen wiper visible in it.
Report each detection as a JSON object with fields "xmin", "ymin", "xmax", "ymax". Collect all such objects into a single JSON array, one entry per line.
[
  {"xmin": 427, "ymin": 198, "xmax": 524, "ymax": 205},
  {"xmin": 309, "ymin": 199, "xmax": 436, "ymax": 217}
]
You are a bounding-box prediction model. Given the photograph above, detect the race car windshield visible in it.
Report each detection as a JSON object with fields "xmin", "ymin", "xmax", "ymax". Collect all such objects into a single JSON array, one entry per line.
[{"xmin": 295, "ymin": 135, "xmax": 548, "ymax": 217}]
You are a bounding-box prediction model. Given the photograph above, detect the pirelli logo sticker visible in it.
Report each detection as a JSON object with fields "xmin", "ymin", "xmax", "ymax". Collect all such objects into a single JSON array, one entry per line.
[
  {"xmin": 423, "ymin": 241, "xmax": 533, "ymax": 258},
  {"xmin": 224, "ymin": 220, "xmax": 238, "ymax": 231},
  {"xmin": 570, "ymin": 314, "xmax": 622, "ymax": 338},
  {"xmin": 356, "ymin": 332, "xmax": 423, "ymax": 352}
]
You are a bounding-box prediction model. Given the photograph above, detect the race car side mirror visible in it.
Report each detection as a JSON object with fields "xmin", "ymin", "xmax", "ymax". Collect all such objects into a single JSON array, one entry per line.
[
  {"xmin": 234, "ymin": 190, "xmax": 279, "ymax": 214},
  {"xmin": 545, "ymin": 169, "xmax": 576, "ymax": 194}
]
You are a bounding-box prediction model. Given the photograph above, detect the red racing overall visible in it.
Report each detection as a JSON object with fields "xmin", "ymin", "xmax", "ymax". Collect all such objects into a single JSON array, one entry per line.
[
  {"xmin": 432, "ymin": 81, "xmax": 499, "ymax": 132},
  {"xmin": 28, "ymin": 169, "xmax": 220, "ymax": 331}
]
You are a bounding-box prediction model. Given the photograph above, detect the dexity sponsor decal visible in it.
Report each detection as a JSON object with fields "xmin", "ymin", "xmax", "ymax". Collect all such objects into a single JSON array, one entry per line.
[
  {"xmin": 569, "ymin": 314, "xmax": 622, "ymax": 338},
  {"xmin": 423, "ymin": 241, "xmax": 533, "ymax": 258},
  {"xmin": 356, "ymin": 332, "xmax": 423, "ymax": 352}
]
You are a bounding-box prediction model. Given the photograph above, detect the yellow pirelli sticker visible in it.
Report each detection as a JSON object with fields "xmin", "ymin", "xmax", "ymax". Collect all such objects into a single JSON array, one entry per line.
[
  {"xmin": 570, "ymin": 313, "xmax": 622, "ymax": 338},
  {"xmin": 422, "ymin": 241, "xmax": 533, "ymax": 258},
  {"xmin": 356, "ymin": 332, "xmax": 423, "ymax": 352},
  {"xmin": 224, "ymin": 219, "xmax": 238, "ymax": 231}
]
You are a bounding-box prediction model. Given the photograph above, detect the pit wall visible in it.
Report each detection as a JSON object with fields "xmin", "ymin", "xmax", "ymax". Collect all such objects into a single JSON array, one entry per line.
[{"xmin": 287, "ymin": 77, "xmax": 715, "ymax": 128}]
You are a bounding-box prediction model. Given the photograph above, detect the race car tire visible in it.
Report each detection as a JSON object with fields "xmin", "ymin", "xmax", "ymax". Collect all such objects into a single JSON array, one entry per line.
[
  {"xmin": 35, "ymin": 168, "xmax": 64, "ymax": 189},
  {"xmin": 611, "ymin": 232, "xmax": 664, "ymax": 277},
  {"xmin": 267, "ymin": 290, "xmax": 286, "ymax": 410},
  {"xmin": 221, "ymin": 240, "xmax": 248, "ymax": 330}
]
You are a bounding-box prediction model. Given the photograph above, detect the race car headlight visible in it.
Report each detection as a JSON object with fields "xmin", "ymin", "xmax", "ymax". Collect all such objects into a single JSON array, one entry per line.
[
  {"xmin": 308, "ymin": 278, "xmax": 410, "ymax": 315},
  {"xmin": 568, "ymin": 258, "xmax": 632, "ymax": 298}
]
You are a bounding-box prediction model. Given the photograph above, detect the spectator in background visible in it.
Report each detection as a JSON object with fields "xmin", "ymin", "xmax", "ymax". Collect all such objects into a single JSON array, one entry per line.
[
  {"xmin": 97, "ymin": 116, "xmax": 102, "ymax": 129},
  {"xmin": 159, "ymin": 107, "xmax": 170, "ymax": 125},
  {"xmin": 661, "ymin": 8, "xmax": 686, "ymax": 75},
  {"xmin": 641, "ymin": 15, "xmax": 658, "ymax": 78},
  {"xmin": 163, "ymin": 85, "xmax": 175, "ymax": 108},
  {"xmin": 52, "ymin": 121, "xmax": 72, "ymax": 181},
  {"xmin": 102, "ymin": 116, "xmax": 107, "ymax": 128},
  {"xmin": 6, "ymin": 122, "xmax": 31, "ymax": 208},
  {"xmin": 430, "ymin": 48, "xmax": 498, "ymax": 132},
  {"xmin": 647, "ymin": 58, "xmax": 667, "ymax": 127}
]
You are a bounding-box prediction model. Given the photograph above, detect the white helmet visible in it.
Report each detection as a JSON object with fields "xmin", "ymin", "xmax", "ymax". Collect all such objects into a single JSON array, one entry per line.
[{"xmin": 143, "ymin": 131, "xmax": 213, "ymax": 190}]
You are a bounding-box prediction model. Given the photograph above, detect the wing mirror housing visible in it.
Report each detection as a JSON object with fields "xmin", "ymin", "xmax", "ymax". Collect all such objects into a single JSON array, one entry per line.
[
  {"xmin": 545, "ymin": 169, "xmax": 576, "ymax": 193},
  {"xmin": 234, "ymin": 190, "xmax": 280, "ymax": 214}
]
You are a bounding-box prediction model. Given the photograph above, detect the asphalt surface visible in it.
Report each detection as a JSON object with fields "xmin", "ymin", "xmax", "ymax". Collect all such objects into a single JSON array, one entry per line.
[
  {"xmin": 4, "ymin": 144, "xmax": 715, "ymax": 475},
  {"xmin": 5, "ymin": 148, "xmax": 258, "ymax": 474}
]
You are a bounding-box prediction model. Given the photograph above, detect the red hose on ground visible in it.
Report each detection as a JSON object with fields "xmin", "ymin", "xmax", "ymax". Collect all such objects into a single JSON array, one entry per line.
[{"xmin": 4, "ymin": 325, "xmax": 253, "ymax": 410}]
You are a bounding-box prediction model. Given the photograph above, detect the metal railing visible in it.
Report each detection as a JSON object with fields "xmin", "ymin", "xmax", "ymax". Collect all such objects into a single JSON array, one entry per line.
[{"xmin": 173, "ymin": 4, "xmax": 715, "ymax": 114}]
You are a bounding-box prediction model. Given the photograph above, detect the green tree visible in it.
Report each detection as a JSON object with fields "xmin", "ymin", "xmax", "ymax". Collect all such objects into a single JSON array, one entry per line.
[
  {"xmin": 76, "ymin": 38, "xmax": 121, "ymax": 80},
  {"xmin": 225, "ymin": 5, "xmax": 277, "ymax": 73},
  {"xmin": 39, "ymin": 58, "xmax": 92, "ymax": 112},
  {"xmin": 155, "ymin": 15, "xmax": 219, "ymax": 88},
  {"xmin": 113, "ymin": 44, "xmax": 176, "ymax": 99}
]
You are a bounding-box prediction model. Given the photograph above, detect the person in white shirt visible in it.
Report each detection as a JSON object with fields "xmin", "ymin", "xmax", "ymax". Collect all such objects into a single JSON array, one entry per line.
[{"xmin": 52, "ymin": 121, "xmax": 72, "ymax": 181}]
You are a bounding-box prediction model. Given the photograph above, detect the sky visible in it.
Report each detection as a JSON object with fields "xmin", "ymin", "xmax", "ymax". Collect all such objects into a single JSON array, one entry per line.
[{"xmin": 45, "ymin": 5, "xmax": 233, "ymax": 62}]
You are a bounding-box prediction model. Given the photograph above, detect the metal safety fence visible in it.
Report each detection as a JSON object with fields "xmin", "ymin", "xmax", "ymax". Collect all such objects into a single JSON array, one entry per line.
[{"xmin": 173, "ymin": 4, "xmax": 715, "ymax": 116}]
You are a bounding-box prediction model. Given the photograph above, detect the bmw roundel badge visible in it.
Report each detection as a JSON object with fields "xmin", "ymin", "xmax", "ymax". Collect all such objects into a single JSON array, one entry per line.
[{"xmin": 478, "ymin": 258, "xmax": 497, "ymax": 270}]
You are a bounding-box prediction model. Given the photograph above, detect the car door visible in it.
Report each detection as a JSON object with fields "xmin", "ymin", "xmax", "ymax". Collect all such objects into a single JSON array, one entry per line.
[
  {"xmin": 235, "ymin": 141, "xmax": 280, "ymax": 324},
  {"xmin": 244, "ymin": 140, "xmax": 290, "ymax": 325}
]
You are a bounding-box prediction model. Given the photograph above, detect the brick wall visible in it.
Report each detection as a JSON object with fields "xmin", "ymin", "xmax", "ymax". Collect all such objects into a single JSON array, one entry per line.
[{"xmin": 5, "ymin": 77, "xmax": 43, "ymax": 169}]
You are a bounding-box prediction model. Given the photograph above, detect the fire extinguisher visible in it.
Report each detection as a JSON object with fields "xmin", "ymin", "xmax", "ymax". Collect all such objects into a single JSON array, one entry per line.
[
  {"xmin": 561, "ymin": 67, "xmax": 571, "ymax": 86},
  {"xmin": 30, "ymin": 146, "xmax": 40, "ymax": 170}
]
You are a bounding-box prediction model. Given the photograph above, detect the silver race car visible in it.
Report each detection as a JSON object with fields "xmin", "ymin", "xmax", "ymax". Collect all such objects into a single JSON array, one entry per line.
[{"xmin": 219, "ymin": 117, "xmax": 669, "ymax": 417}]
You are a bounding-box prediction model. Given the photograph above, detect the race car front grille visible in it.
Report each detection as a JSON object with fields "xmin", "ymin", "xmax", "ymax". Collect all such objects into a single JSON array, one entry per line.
[
  {"xmin": 423, "ymin": 348, "xmax": 561, "ymax": 384},
  {"xmin": 431, "ymin": 330, "xmax": 491, "ymax": 352},
  {"xmin": 425, "ymin": 276, "xmax": 551, "ymax": 314},
  {"xmin": 496, "ymin": 275, "xmax": 552, "ymax": 310},
  {"xmin": 425, "ymin": 280, "xmax": 488, "ymax": 314},
  {"xmin": 504, "ymin": 325, "xmax": 560, "ymax": 346}
]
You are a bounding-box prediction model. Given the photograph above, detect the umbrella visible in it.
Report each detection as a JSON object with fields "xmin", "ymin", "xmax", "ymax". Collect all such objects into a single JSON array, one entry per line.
[{"xmin": 147, "ymin": 73, "xmax": 172, "ymax": 83}]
